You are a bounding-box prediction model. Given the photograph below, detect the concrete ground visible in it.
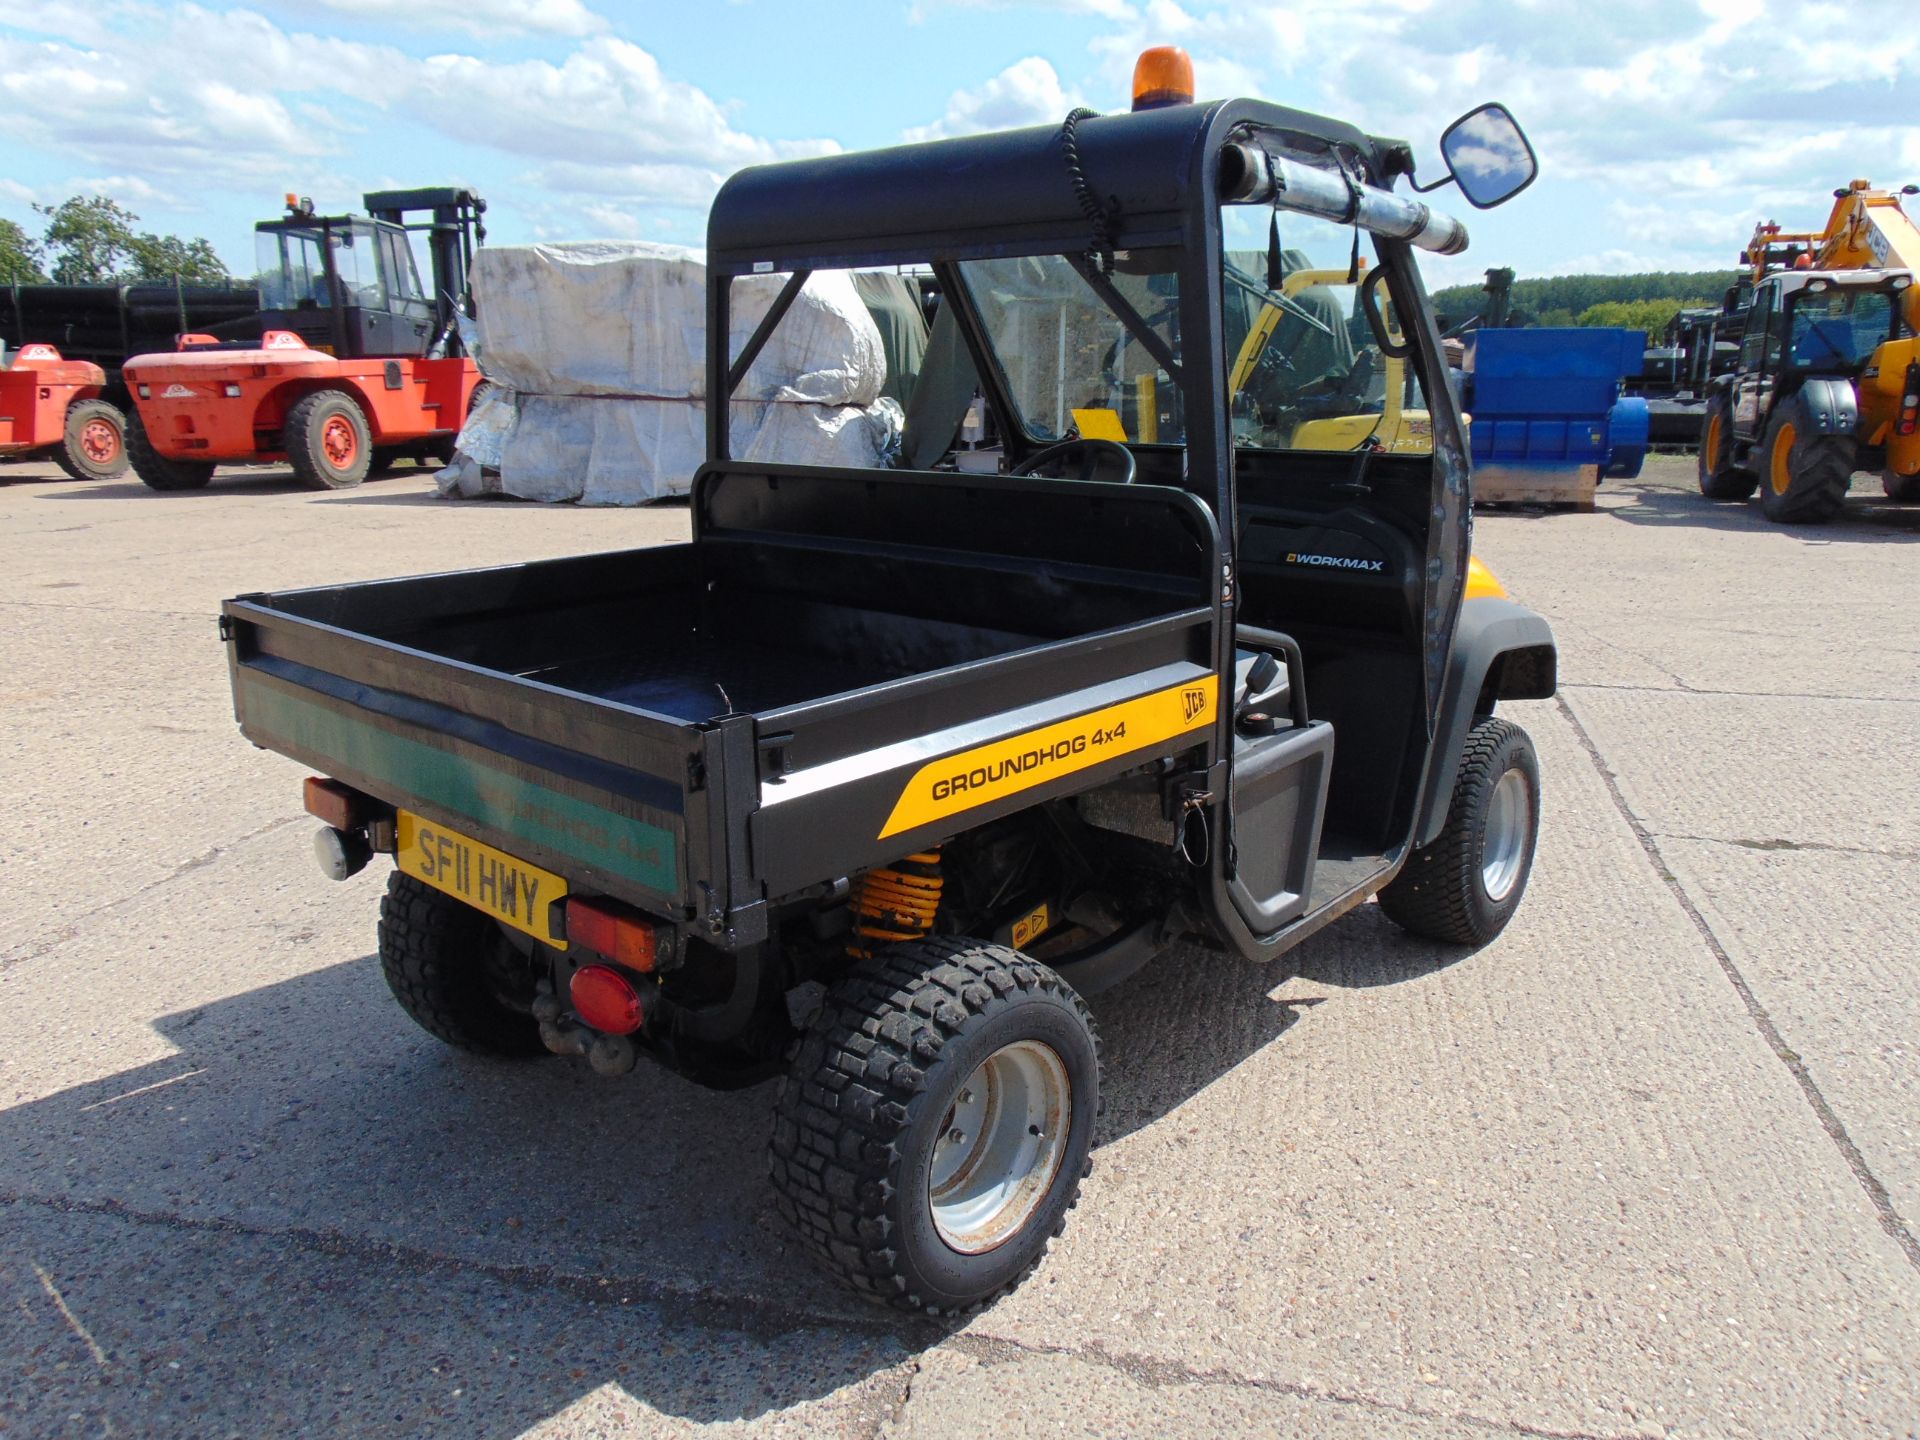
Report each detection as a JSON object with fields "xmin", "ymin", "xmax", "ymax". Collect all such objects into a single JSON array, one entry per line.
[{"xmin": 1, "ymin": 454, "xmax": 1916, "ymax": 1439}]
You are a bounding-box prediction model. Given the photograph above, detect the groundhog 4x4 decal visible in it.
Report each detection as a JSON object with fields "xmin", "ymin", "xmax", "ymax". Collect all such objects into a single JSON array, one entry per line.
[{"xmin": 878, "ymin": 676, "xmax": 1217, "ymax": 838}]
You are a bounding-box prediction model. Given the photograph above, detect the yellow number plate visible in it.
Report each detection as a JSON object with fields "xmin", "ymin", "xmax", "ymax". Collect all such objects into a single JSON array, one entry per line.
[{"xmin": 396, "ymin": 811, "xmax": 568, "ymax": 944}]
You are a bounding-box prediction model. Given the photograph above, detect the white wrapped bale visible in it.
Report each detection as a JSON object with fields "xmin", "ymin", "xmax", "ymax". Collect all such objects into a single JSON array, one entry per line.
[{"xmin": 449, "ymin": 242, "xmax": 895, "ymax": 503}]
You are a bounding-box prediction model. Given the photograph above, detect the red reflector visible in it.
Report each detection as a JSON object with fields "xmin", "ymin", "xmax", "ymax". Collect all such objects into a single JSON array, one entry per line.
[
  {"xmin": 570, "ymin": 964, "xmax": 643, "ymax": 1034},
  {"xmin": 303, "ymin": 776, "xmax": 364, "ymax": 830},
  {"xmin": 565, "ymin": 896, "xmax": 660, "ymax": 971}
]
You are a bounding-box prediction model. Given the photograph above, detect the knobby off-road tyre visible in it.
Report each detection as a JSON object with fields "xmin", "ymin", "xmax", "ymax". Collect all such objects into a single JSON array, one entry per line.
[
  {"xmin": 286, "ymin": 390, "xmax": 373, "ymax": 490},
  {"xmin": 1695, "ymin": 393, "xmax": 1756, "ymax": 500},
  {"xmin": 125, "ymin": 409, "xmax": 214, "ymax": 491},
  {"xmin": 53, "ymin": 398, "xmax": 128, "ymax": 481},
  {"xmin": 1758, "ymin": 392, "xmax": 1852, "ymax": 524},
  {"xmin": 1883, "ymin": 471, "xmax": 1920, "ymax": 503},
  {"xmin": 1379, "ymin": 716, "xmax": 1541, "ymax": 947},
  {"xmin": 377, "ymin": 871, "xmax": 547, "ymax": 1057},
  {"xmin": 770, "ymin": 937, "xmax": 1101, "ymax": 1316}
]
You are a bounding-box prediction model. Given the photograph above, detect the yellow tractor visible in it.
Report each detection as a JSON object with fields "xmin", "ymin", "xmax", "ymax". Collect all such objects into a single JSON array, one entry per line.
[
  {"xmin": 1701, "ymin": 181, "xmax": 1920, "ymax": 517},
  {"xmin": 1227, "ymin": 259, "xmax": 1432, "ymax": 455}
]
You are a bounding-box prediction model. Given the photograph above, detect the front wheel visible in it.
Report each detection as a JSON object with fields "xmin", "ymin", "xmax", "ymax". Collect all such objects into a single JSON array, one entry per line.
[
  {"xmin": 1758, "ymin": 392, "xmax": 1852, "ymax": 524},
  {"xmin": 54, "ymin": 398, "xmax": 128, "ymax": 481},
  {"xmin": 286, "ymin": 390, "xmax": 373, "ymax": 490},
  {"xmin": 1695, "ymin": 393, "xmax": 1756, "ymax": 500},
  {"xmin": 770, "ymin": 937, "xmax": 1100, "ymax": 1316},
  {"xmin": 1379, "ymin": 716, "xmax": 1541, "ymax": 946}
]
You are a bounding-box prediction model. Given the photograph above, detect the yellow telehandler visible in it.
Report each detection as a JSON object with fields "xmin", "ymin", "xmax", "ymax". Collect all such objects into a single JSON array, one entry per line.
[{"xmin": 1700, "ymin": 181, "xmax": 1920, "ymax": 519}]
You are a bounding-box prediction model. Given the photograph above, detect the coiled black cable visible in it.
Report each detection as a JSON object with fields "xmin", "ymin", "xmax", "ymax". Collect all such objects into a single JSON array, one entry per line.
[{"xmin": 1059, "ymin": 107, "xmax": 1117, "ymax": 275}]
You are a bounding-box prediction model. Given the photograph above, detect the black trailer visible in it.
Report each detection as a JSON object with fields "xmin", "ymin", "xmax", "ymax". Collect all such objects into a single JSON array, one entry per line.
[
  {"xmin": 220, "ymin": 82, "xmax": 1555, "ymax": 1314},
  {"xmin": 1, "ymin": 280, "xmax": 259, "ymax": 401}
]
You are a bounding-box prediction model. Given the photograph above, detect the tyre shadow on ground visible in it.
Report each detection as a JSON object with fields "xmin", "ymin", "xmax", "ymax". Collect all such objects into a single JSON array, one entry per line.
[
  {"xmin": 1091, "ymin": 901, "xmax": 1469, "ymax": 1143},
  {"xmin": 1593, "ymin": 477, "xmax": 1920, "ymax": 542},
  {"xmin": 0, "ymin": 905, "xmax": 1469, "ymax": 1434},
  {"xmin": 32, "ymin": 469, "xmax": 447, "ymax": 501},
  {"xmin": 0, "ymin": 956, "xmax": 935, "ymax": 1435}
]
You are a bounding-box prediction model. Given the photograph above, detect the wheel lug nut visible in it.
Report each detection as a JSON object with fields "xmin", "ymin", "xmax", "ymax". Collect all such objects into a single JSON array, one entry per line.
[{"xmin": 947, "ymin": 1128, "xmax": 965, "ymax": 1145}]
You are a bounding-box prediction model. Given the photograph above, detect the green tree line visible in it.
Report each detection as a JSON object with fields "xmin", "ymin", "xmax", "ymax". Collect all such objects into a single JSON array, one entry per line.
[
  {"xmin": 1432, "ymin": 270, "xmax": 1739, "ymax": 335},
  {"xmin": 0, "ymin": 196, "xmax": 229, "ymax": 286}
]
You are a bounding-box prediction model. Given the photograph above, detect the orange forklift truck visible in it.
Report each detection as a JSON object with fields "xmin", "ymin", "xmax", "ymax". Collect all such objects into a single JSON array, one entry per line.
[
  {"xmin": 123, "ymin": 188, "xmax": 486, "ymax": 492},
  {"xmin": 0, "ymin": 343, "xmax": 128, "ymax": 481}
]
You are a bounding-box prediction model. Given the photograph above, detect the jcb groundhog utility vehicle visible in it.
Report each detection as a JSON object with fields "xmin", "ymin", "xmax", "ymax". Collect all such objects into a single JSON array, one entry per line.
[
  {"xmin": 219, "ymin": 55, "xmax": 1554, "ymax": 1313},
  {"xmin": 0, "ymin": 343, "xmax": 127, "ymax": 479},
  {"xmin": 1700, "ymin": 181, "xmax": 1920, "ymax": 521},
  {"xmin": 124, "ymin": 188, "xmax": 485, "ymax": 492}
]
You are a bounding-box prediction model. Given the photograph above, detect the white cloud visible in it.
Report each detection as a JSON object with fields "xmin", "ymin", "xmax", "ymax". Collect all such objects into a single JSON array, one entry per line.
[
  {"xmin": 904, "ymin": 57, "xmax": 1080, "ymax": 143},
  {"xmin": 909, "ymin": 0, "xmax": 1139, "ymax": 21},
  {"xmin": 406, "ymin": 40, "xmax": 838, "ymax": 170},
  {"xmin": 0, "ymin": 5, "xmax": 838, "ymax": 240},
  {"xmin": 271, "ymin": 0, "xmax": 610, "ymax": 38}
]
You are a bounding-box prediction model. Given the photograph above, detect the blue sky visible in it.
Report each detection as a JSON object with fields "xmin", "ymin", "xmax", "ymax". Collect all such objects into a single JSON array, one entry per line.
[{"xmin": 2, "ymin": 0, "xmax": 1916, "ymax": 294}]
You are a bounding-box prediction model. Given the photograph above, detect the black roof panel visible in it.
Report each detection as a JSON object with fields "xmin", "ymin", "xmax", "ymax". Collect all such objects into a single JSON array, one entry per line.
[{"xmin": 707, "ymin": 99, "xmax": 1381, "ymax": 270}]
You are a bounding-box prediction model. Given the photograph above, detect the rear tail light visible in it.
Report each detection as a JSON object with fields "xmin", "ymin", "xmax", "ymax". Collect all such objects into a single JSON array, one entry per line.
[
  {"xmin": 303, "ymin": 776, "xmax": 366, "ymax": 830},
  {"xmin": 570, "ymin": 964, "xmax": 644, "ymax": 1034},
  {"xmin": 565, "ymin": 896, "xmax": 662, "ymax": 971},
  {"xmin": 1899, "ymin": 363, "xmax": 1919, "ymax": 437}
]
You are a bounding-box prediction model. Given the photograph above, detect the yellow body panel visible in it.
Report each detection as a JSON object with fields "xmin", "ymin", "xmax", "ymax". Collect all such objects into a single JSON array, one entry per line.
[
  {"xmin": 880, "ymin": 677, "xmax": 1218, "ymax": 839},
  {"xmin": 1861, "ymin": 335, "xmax": 1920, "ymax": 474},
  {"xmin": 1465, "ymin": 556, "xmax": 1508, "ymax": 601},
  {"xmin": 397, "ymin": 810, "xmax": 568, "ymax": 944}
]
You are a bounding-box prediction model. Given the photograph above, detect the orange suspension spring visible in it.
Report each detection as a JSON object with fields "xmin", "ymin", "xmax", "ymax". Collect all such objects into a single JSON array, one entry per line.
[{"xmin": 847, "ymin": 849, "xmax": 944, "ymax": 959}]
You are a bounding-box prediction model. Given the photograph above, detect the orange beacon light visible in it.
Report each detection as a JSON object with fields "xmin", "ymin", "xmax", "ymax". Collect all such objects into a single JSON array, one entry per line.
[{"xmin": 1131, "ymin": 46, "xmax": 1195, "ymax": 111}]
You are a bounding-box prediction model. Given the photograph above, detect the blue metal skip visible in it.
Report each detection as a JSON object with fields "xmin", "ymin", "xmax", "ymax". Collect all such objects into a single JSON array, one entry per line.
[{"xmin": 1465, "ymin": 327, "xmax": 1650, "ymax": 480}]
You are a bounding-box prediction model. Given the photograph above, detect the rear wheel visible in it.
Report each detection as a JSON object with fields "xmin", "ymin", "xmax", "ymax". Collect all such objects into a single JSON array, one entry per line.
[
  {"xmin": 1758, "ymin": 392, "xmax": 1851, "ymax": 524},
  {"xmin": 377, "ymin": 872, "xmax": 547, "ymax": 1057},
  {"xmin": 1695, "ymin": 394, "xmax": 1756, "ymax": 500},
  {"xmin": 53, "ymin": 398, "xmax": 128, "ymax": 481},
  {"xmin": 125, "ymin": 409, "xmax": 214, "ymax": 491},
  {"xmin": 1883, "ymin": 471, "xmax": 1920, "ymax": 503},
  {"xmin": 770, "ymin": 937, "xmax": 1100, "ymax": 1315},
  {"xmin": 286, "ymin": 390, "xmax": 373, "ymax": 490},
  {"xmin": 1379, "ymin": 716, "xmax": 1540, "ymax": 947}
]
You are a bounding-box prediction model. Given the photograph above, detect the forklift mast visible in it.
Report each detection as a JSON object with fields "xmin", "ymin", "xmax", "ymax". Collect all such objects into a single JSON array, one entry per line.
[{"xmin": 363, "ymin": 188, "xmax": 488, "ymax": 338}]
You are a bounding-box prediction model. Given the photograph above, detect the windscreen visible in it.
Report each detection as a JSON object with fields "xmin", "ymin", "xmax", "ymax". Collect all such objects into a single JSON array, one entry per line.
[
  {"xmin": 254, "ymin": 224, "xmax": 388, "ymax": 311},
  {"xmin": 1786, "ymin": 286, "xmax": 1896, "ymax": 369},
  {"xmin": 255, "ymin": 228, "xmax": 324, "ymax": 310},
  {"xmin": 956, "ymin": 253, "xmax": 1184, "ymax": 446},
  {"xmin": 1221, "ymin": 207, "xmax": 1429, "ymax": 454}
]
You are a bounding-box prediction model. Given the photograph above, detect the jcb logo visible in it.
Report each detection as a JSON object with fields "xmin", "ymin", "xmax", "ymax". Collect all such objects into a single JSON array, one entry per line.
[{"xmin": 1182, "ymin": 688, "xmax": 1208, "ymax": 723}]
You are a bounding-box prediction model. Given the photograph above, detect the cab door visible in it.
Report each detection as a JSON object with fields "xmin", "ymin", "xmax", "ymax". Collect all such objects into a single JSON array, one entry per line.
[{"xmin": 1729, "ymin": 282, "xmax": 1778, "ymax": 444}]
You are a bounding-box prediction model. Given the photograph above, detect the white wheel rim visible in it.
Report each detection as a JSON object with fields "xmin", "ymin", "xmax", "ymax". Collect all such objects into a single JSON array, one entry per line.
[
  {"xmin": 929, "ymin": 1039, "xmax": 1071, "ymax": 1254},
  {"xmin": 1481, "ymin": 767, "xmax": 1533, "ymax": 903}
]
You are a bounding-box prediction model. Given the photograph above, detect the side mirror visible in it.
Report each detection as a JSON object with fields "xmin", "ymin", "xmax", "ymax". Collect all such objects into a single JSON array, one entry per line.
[{"xmin": 1439, "ymin": 103, "xmax": 1538, "ymax": 210}]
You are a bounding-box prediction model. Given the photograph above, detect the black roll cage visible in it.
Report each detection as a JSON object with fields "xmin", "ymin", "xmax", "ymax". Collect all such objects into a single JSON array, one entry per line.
[{"xmin": 702, "ymin": 99, "xmax": 1477, "ymax": 891}]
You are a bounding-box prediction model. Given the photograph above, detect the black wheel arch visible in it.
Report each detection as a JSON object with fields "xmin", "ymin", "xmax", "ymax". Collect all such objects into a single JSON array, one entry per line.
[{"xmin": 1413, "ymin": 597, "xmax": 1556, "ymax": 848}]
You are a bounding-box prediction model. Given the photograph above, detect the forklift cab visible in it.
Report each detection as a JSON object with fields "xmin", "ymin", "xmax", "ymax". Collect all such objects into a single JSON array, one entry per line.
[
  {"xmin": 255, "ymin": 216, "xmax": 428, "ymax": 357},
  {"xmin": 251, "ymin": 188, "xmax": 483, "ymax": 360}
]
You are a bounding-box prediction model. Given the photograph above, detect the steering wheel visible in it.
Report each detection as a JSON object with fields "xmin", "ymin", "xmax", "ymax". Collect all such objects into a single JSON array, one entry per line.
[{"xmin": 1009, "ymin": 438, "xmax": 1138, "ymax": 485}]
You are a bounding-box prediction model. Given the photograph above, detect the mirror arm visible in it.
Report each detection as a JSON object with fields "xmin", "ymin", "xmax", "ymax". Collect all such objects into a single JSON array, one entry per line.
[{"xmin": 1406, "ymin": 172, "xmax": 1458, "ymax": 195}]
